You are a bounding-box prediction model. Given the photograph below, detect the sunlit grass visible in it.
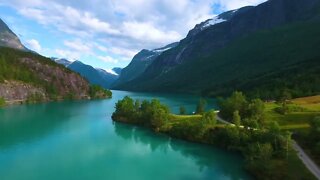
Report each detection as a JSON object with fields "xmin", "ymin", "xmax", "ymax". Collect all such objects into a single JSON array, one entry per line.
[{"xmin": 265, "ymin": 96, "xmax": 320, "ymax": 130}]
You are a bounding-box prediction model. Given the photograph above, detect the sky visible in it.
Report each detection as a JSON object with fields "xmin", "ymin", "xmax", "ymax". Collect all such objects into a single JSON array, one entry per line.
[{"xmin": 0, "ymin": 0, "xmax": 266, "ymax": 71}]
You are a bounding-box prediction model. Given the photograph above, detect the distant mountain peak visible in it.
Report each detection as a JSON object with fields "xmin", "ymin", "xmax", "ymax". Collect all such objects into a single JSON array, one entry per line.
[
  {"xmin": 112, "ymin": 67, "xmax": 123, "ymax": 75},
  {"xmin": 51, "ymin": 57, "xmax": 73, "ymax": 67},
  {"xmin": 0, "ymin": 18, "xmax": 28, "ymax": 51},
  {"xmin": 96, "ymin": 68, "xmax": 118, "ymax": 76}
]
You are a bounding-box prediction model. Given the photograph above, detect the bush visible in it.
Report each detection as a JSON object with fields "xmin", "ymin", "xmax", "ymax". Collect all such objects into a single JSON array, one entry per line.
[
  {"xmin": 26, "ymin": 93, "xmax": 45, "ymax": 104},
  {"xmin": 0, "ymin": 97, "xmax": 6, "ymax": 107},
  {"xmin": 112, "ymin": 97, "xmax": 170, "ymax": 130},
  {"xmin": 275, "ymin": 104, "xmax": 307, "ymax": 115},
  {"xmin": 179, "ymin": 106, "xmax": 186, "ymax": 115},
  {"xmin": 195, "ymin": 99, "xmax": 207, "ymax": 114},
  {"xmin": 89, "ymin": 85, "xmax": 112, "ymax": 99}
]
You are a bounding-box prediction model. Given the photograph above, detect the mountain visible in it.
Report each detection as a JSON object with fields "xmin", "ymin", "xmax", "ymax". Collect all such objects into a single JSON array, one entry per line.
[
  {"xmin": 112, "ymin": 42, "xmax": 178, "ymax": 87},
  {"xmin": 112, "ymin": 67, "xmax": 123, "ymax": 75},
  {"xmin": 114, "ymin": 0, "xmax": 320, "ymax": 99},
  {"xmin": 68, "ymin": 61, "xmax": 118, "ymax": 89},
  {"xmin": 51, "ymin": 58, "xmax": 72, "ymax": 67},
  {"xmin": 0, "ymin": 47, "xmax": 94, "ymax": 103},
  {"xmin": 50, "ymin": 57, "xmax": 120, "ymax": 89},
  {"xmin": 0, "ymin": 18, "xmax": 27, "ymax": 50},
  {"xmin": 0, "ymin": 19, "xmax": 111, "ymax": 104}
]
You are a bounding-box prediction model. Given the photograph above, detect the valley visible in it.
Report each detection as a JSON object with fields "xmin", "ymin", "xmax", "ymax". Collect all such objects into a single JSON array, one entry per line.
[{"xmin": 0, "ymin": 0, "xmax": 320, "ymax": 179}]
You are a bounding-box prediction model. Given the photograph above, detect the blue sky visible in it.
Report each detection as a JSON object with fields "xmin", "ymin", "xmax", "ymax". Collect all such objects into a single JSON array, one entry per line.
[{"xmin": 0, "ymin": 0, "xmax": 266, "ymax": 71}]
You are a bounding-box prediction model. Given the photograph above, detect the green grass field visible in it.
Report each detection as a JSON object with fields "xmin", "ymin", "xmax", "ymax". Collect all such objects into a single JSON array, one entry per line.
[
  {"xmin": 266, "ymin": 96, "xmax": 320, "ymax": 129},
  {"xmin": 266, "ymin": 96, "xmax": 320, "ymax": 169}
]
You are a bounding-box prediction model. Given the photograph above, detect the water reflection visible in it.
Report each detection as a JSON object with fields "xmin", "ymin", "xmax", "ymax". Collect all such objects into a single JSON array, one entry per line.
[
  {"xmin": 113, "ymin": 122, "xmax": 251, "ymax": 180},
  {"xmin": 0, "ymin": 101, "xmax": 88, "ymax": 149}
]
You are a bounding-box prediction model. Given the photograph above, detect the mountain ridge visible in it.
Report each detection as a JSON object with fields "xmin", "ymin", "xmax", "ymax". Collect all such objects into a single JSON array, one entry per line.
[
  {"xmin": 112, "ymin": 42, "xmax": 178, "ymax": 88},
  {"xmin": 0, "ymin": 18, "xmax": 27, "ymax": 51},
  {"xmin": 113, "ymin": 0, "xmax": 320, "ymax": 99}
]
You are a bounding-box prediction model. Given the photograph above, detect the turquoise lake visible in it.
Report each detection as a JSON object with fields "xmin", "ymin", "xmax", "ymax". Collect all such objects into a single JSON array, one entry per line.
[{"xmin": 0, "ymin": 90, "xmax": 251, "ymax": 180}]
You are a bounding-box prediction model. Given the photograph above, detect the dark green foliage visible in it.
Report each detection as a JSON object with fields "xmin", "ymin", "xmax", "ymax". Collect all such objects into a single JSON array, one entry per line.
[
  {"xmin": 202, "ymin": 110, "xmax": 217, "ymax": 125},
  {"xmin": 0, "ymin": 47, "xmax": 87, "ymax": 101},
  {"xmin": 0, "ymin": 97, "xmax": 5, "ymax": 107},
  {"xmin": 89, "ymin": 85, "xmax": 112, "ymax": 99},
  {"xmin": 248, "ymin": 99, "xmax": 266, "ymax": 126},
  {"xmin": 219, "ymin": 91, "xmax": 267, "ymax": 128},
  {"xmin": 218, "ymin": 91, "xmax": 248, "ymax": 120},
  {"xmin": 112, "ymin": 96, "xmax": 170, "ymax": 130},
  {"xmin": 179, "ymin": 106, "xmax": 186, "ymax": 115},
  {"xmin": 195, "ymin": 98, "xmax": 206, "ymax": 114},
  {"xmin": 64, "ymin": 93, "xmax": 76, "ymax": 100},
  {"xmin": 111, "ymin": 93, "xmax": 315, "ymax": 179},
  {"xmin": 245, "ymin": 143, "xmax": 273, "ymax": 162},
  {"xmin": 233, "ymin": 110, "xmax": 241, "ymax": 128},
  {"xmin": 308, "ymin": 117, "xmax": 320, "ymax": 155},
  {"xmin": 26, "ymin": 93, "xmax": 45, "ymax": 104},
  {"xmin": 295, "ymin": 116, "xmax": 320, "ymax": 167},
  {"xmin": 275, "ymin": 103, "xmax": 307, "ymax": 115},
  {"xmin": 0, "ymin": 49, "xmax": 43, "ymax": 85},
  {"xmin": 121, "ymin": 22, "xmax": 320, "ymax": 101},
  {"xmin": 215, "ymin": 92, "xmax": 291, "ymax": 179}
]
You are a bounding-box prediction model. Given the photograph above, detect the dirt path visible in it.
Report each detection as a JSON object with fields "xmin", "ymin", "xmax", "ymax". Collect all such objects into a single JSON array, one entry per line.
[{"xmin": 293, "ymin": 141, "xmax": 320, "ymax": 180}]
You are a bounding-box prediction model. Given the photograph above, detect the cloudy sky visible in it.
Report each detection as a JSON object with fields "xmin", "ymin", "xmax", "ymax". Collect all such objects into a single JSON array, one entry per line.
[{"xmin": 0, "ymin": 0, "xmax": 266, "ymax": 71}]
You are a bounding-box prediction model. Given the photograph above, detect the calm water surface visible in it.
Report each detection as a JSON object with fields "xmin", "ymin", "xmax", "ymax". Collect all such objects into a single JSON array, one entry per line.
[{"xmin": 0, "ymin": 90, "xmax": 251, "ymax": 180}]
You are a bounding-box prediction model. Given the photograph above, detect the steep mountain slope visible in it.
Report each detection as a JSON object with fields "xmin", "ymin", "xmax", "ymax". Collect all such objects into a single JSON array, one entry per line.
[
  {"xmin": 112, "ymin": 42, "xmax": 178, "ymax": 88},
  {"xmin": 0, "ymin": 47, "xmax": 91, "ymax": 103},
  {"xmin": 112, "ymin": 67, "xmax": 122, "ymax": 75},
  {"xmin": 0, "ymin": 19, "xmax": 27, "ymax": 50},
  {"xmin": 51, "ymin": 58, "xmax": 119, "ymax": 89},
  {"xmin": 116, "ymin": 0, "xmax": 320, "ymax": 99},
  {"xmin": 68, "ymin": 61, "xmax": 118, "ymax": 89}
]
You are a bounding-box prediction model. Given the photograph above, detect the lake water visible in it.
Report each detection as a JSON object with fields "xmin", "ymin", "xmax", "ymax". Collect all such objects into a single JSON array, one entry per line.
[{"xmin": 0, "ymin": 90, "xmax": 251, "ymax": 180}]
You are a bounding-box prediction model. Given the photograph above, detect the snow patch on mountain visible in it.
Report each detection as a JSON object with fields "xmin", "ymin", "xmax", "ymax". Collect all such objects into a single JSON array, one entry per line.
[
  {"xmin": 96, "ymin": 68, "xmax": 118, "ymax": 76},
  {"xmin": 153, "ymin": 47, "xmax": 172, "ymax": 53},
  {"xmin": 201, "ymin": 16, "xmax": 226, "ymax": 29}
]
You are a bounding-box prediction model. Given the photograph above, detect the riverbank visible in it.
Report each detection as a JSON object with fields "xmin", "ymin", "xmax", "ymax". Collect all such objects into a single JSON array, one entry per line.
[
  {"xmin": 112, "ymin": 95, "xmax": 317, "ymax": 180},
  {"xmin": 0, "ymin": 83, "xmax": 112, "ymax": 107}
]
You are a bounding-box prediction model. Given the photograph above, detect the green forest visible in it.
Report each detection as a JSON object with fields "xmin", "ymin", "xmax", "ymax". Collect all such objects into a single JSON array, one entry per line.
[{"xmin": 112, "ymin": 92, "xmax": 320, "ymax": 180}]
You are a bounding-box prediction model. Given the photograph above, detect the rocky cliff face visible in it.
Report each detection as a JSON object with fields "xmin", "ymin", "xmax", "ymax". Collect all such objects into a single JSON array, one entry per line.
[
  {"xmin": 0, "ymin": 47, "xmax": 91, "ymax": 104},
  {"xmin": 0, "ymin": 81, "xmax": 46, "ymax": 104},
  {"xmin": 20, "ymin": 57, "xmax": 89, "ymax": 98}
]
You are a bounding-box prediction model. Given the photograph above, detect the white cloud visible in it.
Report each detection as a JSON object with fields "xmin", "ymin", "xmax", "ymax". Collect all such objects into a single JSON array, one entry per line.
[
  {"xmin": 64, "ymin": 39, "xmax": 92, "ymax": 53},
  {"xmin": 108, "ymin": 47, "xmax": 138, "ymax": 60},
  {"xmin": 122, "ymin": 21, "xmax": 182, "ymax": 44},
  {"xmin": 55, "ymin": 49, "xmax": 80, "ymax": 60},
  {"xmin": 0, "ymin": 0, "xmax": 268, "ymax": 68},
  {"xmin": 97, "ymin": 55, "xmax": 118, "ymax": 64},
  {"xmin": 25, "ymin": 39, "xmax": 41, "ymax": 52}
]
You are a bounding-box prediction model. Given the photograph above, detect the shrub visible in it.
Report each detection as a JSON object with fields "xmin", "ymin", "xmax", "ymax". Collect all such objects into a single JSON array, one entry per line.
[{"xmin": 0, "ymin": 97, "xmax": 6, "ymax": 107}]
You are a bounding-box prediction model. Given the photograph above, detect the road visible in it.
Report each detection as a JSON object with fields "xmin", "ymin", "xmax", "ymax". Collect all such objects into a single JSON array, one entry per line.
[
  {"xmin": 293, "ymin": 141, "xmax": 320, "ymax": 179},
  {"xmin": 217, "ymin": 113, "xmax": 320, "ymax": 179}
]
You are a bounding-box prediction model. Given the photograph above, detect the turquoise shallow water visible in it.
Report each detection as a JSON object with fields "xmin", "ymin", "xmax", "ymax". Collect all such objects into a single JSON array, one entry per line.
[{"xmin": 0, "ymin": 90, "xmax": 251, "ymax": 180}]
